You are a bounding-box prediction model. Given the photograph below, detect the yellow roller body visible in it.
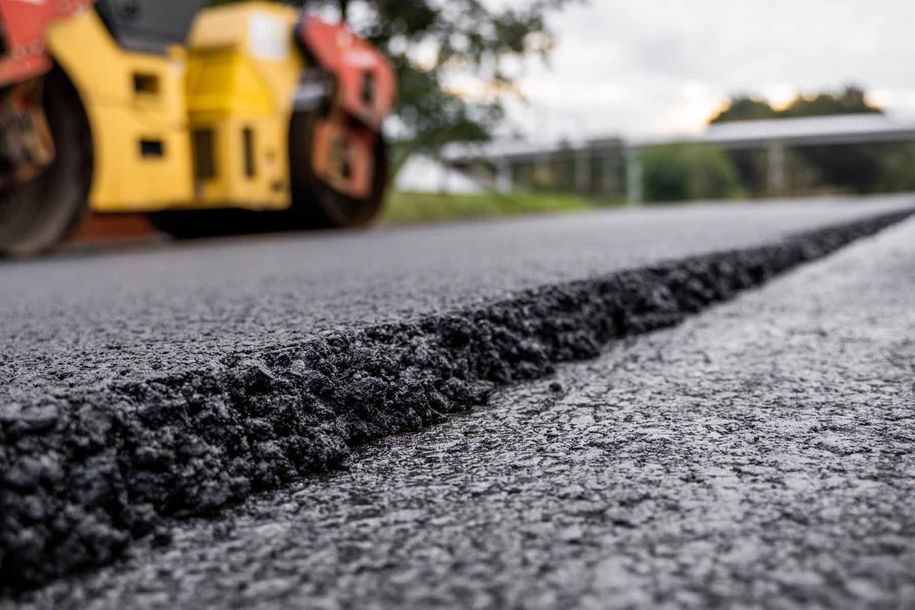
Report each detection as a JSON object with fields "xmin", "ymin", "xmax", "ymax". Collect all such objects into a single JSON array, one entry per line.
[
  {"xmin": 44, "ymin": 10, "xmax": 193, "ymax": 212},
  {"xmin": 44, "ymin": 2, "xmax": 304, "ymax": 213},
  {"xmin": 185, "ymin": 3, "xmax": 303, "ymax": 210}
]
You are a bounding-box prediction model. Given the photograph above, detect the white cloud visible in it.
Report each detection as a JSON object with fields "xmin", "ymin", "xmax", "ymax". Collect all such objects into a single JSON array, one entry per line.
[{"xmin": 504, "ymin": 0, "xmax": 915, "ymax": 140}]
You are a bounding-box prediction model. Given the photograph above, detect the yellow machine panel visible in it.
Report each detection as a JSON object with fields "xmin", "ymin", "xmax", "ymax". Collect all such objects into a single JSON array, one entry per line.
[
  {"xmin": 45, "ymin": 10, "xmax": 194, "ymax": 212},
  {"xmin": 44, "ymin": 3, "xmax": 305, "ymax": 213},
  {"xmin": 185, "ymin": 3, "xmax": 303, "ymax": 210}
]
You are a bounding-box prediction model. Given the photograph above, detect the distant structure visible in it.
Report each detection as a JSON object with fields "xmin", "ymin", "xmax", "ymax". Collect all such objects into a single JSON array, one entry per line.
[
  {"xmin": 442, "ymin": 114, "xmax": 915, "ymax": 202},
  {"xmin": 628, "ymin": 114, "xmax": 915, "ymax": 202},
  {"xmin": 395, "ymin": 155, "xmax": 485, "ymax": 195},
  {"xmin": 444, "ymin": 138, "xmax": 627, "ymax": 200}
]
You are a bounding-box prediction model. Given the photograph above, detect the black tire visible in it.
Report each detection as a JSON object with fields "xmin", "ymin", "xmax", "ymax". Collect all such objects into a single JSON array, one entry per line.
[
  {"xmin": 288, "ymin": 111, "xmax": 389, "ymax": 229},
  {"xmin": 0, "ymin": 70, "xmax": 92, "ymax": 257},
  {"xmin": 148, "ymin": 208, "xmax": 287, "ymax": 240}
]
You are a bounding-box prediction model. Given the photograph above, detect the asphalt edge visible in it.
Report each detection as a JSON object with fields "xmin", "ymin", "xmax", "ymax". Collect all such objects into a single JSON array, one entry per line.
[{"xmin": 1, "ymin": 209, "xmax": 912, "ymax": 592}]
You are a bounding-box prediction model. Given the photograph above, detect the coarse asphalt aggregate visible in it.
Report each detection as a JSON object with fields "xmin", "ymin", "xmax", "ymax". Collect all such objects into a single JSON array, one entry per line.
[{"xmin": 1, "ymin": 196, "xmax": 913, "ymax": 597}]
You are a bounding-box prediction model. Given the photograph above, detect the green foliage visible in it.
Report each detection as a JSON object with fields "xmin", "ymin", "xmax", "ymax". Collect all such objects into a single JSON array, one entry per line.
[
  {"xmin": 875, "ymin": 143, "xmax": 915, "ymax": 192},
  {"xmin": 709, "ymin": 97, "xmax": 778, "ymax": 123},
  {"xmin": 710, "ymin": 86, "xmax": 881, "ymax": 124},
  {"xmin": 381, "ymin": 190, "xmax": 600, "ymax": 225},
  {"xmin": 708, "ymin": 86, "xmax": 907, "ymax": 196},
  {"xmin": 786, "ymin": 87, "xmax": 879, "ymax": 118},
  {"xmin": 347, "ymin": 0, "xmax": 578, "ymax": 159},
  {"xmin": 794, "ymin": 144, "xmax": 881, "ymax": 194},
  {"xmin": 641, "ymin": 144, "xmax": 744, "ymax": 203}
]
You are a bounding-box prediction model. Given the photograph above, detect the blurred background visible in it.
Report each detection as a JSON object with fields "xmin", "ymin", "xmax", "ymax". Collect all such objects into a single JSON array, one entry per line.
[
  {"xmin": 61, "ymin": 0, "xmax": 915, "ymax": 237},
  {"xmin": 224, "ymin": 0, "xmax": 915, "ymax": 223}
]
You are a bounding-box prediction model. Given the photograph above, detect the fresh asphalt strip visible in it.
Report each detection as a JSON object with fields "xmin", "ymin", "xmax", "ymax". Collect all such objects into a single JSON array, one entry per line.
[{"xmin": 0, "ymin": 209, "xmax": 912, "ymax": 592}]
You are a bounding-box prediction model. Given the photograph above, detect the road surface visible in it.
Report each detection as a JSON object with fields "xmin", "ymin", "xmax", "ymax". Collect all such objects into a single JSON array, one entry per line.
[
  {"xmin": 1, "ymin": 195, "xmax": 914, "ymax": 601},
  {"xmin": 4, "ymin": 196, "xmax": 913, "ymax": 391}
]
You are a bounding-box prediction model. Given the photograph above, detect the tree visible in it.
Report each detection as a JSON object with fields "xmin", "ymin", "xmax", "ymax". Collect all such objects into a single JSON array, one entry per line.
[
  {"xmin": 710, "ymin": 86, "xmax": 881, "ymax": 124},
  {"xmin": 708, "ymin": 86, "xmax": 887, "ymax": 195},
  {"xmin": 212, "ymin": 0, "xmax": 579, "ymax": 174},
  {"xmin": 782, "ymin": 86, "xmax": 880, "ymax": 119},
  {"xmin": 708, "ymin": 96, "xmax": 778, "ymax": 124},
  {"xmin": 641, "ymin": 144, "xmax": 744, "ymax": 203}
]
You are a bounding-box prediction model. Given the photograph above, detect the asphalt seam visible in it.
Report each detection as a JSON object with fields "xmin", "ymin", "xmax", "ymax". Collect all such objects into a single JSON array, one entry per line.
[{"xmin": 0, "ymin": 209, "xmax": 911, "ymax": 592}]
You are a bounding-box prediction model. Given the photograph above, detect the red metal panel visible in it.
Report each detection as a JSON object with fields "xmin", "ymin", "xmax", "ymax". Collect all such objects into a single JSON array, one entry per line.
[
  {"xmin": 299, "ymin": 17, "xmax": 396, "ymax": 131},
  {"xmin": 0, "ymin": 0, "xmax": 95, "ymax": 87}
]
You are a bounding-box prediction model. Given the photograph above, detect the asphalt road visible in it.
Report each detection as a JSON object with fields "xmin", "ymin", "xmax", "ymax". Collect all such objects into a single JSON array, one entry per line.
[
  {"xmin": 3, "ymin": 196, "xmax": 913, "ymax": 397},
  {"xmin": 10, "ymin": 208, "xmax": 915, "ymax": 609},
  {"xmin": 1, "ymin": 195, "xmax": 914, "ymax": 596}
]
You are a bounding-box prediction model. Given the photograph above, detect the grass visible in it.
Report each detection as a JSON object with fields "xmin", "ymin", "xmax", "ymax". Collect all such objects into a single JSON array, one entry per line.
[{"xmin": 381, "ymin": 190, "xmax": 621, "ymax": 225}]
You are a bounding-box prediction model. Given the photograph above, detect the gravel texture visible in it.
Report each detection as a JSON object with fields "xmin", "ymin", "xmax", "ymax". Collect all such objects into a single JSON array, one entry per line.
[
  {"xmin": 12, "ymin": 214, "xmax": 915, "ymax": 609},
  {"xmin": 7, "ymin": 209, "xmax": 915, "ymax": 608},
  {"xmin": 0, "ymin": 198, "xmax": 912, "ymax": 593}
]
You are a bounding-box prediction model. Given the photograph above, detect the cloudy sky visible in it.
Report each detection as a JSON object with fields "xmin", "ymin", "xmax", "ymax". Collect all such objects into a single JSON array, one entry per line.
[{"xmin": 495, "ymin": 0, "xmax": 915, "ymax": 142}]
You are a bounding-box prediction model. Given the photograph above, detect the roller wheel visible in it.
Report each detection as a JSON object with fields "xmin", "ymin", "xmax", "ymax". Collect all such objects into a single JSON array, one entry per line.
[
  {"xmin": 0, "ymin": 70, "xmax": 93, "ymax": 257},
  {"xmin": 289, "ymin": 111, "xmax": 389, "ymax": 229}
]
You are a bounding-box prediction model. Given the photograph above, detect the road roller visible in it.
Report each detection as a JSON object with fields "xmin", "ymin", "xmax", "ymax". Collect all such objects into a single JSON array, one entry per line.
[{"xmin": 0, "ymin": 0, "xmax": 395, "ymax": 255}]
